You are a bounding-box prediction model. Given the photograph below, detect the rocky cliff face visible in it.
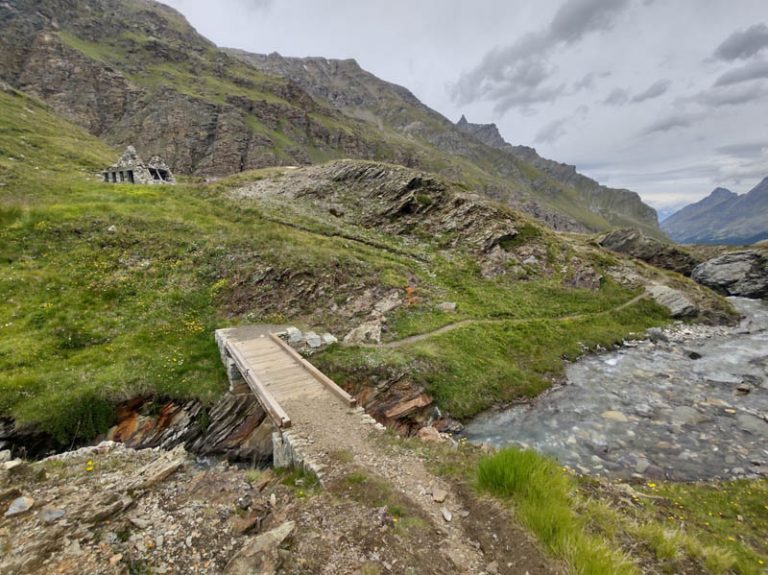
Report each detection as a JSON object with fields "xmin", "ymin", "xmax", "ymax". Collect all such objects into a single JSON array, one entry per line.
[
  {"xmin": 0, "ymin": 0, "xmax": 379, "ymax": 176},
  {"xmin": 2, "ymin": 0, "xmax": 661, "ymax": 236},
  {"xmin": 662, "ymin": 180, "xmax": 768, "ymax": 245},
  {"xmin": 455, "ymin": 117, "xmax": 661, "ymax": 237},
  {"xmin": 222, "ymin": 51, "xmax": 664, "ymax": 237}
]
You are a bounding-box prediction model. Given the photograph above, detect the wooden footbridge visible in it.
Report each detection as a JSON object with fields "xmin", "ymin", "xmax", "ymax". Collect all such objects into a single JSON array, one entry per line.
[{"xmin": 215, "ymin": 326, "xmax": 356, "ymax": 429}]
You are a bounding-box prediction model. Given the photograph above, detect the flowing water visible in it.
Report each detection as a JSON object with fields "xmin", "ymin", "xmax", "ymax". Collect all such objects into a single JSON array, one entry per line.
[{"xmin": 465, "ymin": 298, "xmax": 768, "ymax": 481}]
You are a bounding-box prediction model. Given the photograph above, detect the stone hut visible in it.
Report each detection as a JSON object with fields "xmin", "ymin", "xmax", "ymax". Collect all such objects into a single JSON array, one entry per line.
[{"xmin": 103, "ymin": 146, "xmax": 175, "ymax": 185}]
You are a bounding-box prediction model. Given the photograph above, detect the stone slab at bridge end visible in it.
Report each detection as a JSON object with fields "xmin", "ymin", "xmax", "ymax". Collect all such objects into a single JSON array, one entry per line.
[{"xmin": 214, "ymin": 326, "xmax": 385, "ymax": 482}]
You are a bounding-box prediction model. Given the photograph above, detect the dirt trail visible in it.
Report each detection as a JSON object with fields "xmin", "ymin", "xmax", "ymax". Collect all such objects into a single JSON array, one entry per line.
[
  {"xmin": 280, "ymin": 387, "xmax": 559, "ymax": 574},
  {"xmin": 360, "ymin": 293, "xmax": 649, "ymax": 349}
]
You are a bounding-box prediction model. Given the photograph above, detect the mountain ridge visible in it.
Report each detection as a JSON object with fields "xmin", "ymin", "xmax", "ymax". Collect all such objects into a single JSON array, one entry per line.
[
  {"xmin": 0, "ymin": 0, "xmax": 662, "ymax": 236},
  {"xmin": 229, "ymin": 49, "xmax": 663, "ymax": 237},
  {"xmin": 662, "ymin": 178, "xmax": 768, "ymax": 244}
]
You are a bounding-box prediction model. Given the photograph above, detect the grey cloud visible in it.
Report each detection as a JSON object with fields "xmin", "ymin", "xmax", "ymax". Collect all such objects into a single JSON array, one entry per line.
[
  {"xmin": 697, "ymin": 82, "xmax": 767, "ymax": 107},
  {"xmin": 549, "ymin": 0, "xmax": 630, "ymax": 44},
  {"xmin": 714, "ymin": 60, "xmax": 768, "ymax": 87},
  {"xmin": 534, "ymin": 118, "xmax": 569, "ymax": 144},
  {"xmin": 631, "ymin": 79, "xmax": 671, "ymax": 102},
  {"xmin": 716, "ymin": 142, "xmax": 767, "ymax": 158},
  {"xmin": 603, "ymin": 88, "xmax": 630, "ymax": 105},
  {"xmin": 714, "ymin": 23, "xmax": 768, "ymax": 61},
  {"xmin": 643, "ymin": 112, "xmax": 702, "ymax": 135},
  {"xmin": 452, "ymin": 0, "xmax": 631, "ymax": 112},
  {"xmin": 573, "ymin": 72, "xmax": 596, "ymax": 91}
]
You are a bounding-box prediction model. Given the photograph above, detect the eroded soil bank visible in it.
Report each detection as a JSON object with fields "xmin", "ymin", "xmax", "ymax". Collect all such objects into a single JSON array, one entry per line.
[{"xmin": 465, "ymin": 297, "xmax": 768, "ymax": 481}]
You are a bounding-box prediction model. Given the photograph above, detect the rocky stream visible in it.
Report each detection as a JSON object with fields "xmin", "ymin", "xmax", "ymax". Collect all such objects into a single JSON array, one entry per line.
[{"xmin": 465, "ymin": 297, "xmax": 768, "ymax": 481}]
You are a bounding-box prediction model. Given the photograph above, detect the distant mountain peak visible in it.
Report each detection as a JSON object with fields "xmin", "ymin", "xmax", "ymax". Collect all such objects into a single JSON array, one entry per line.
[
  {"xmin": 455, "ymin": 115, "xmax": 509, "ymax": 150},
  {"xmin": 710, "ymin": 187, "xmax": 737, "ymax": 199},
  {"xmin": 662, "ymin": 178, "xmax": 768, "ymax": 245}
]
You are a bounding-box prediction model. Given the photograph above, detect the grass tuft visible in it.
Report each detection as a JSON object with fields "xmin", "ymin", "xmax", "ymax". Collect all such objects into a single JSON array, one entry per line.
[{"xmin": 478, "ymin": 448, "xmax": 637, "ymax": 575}]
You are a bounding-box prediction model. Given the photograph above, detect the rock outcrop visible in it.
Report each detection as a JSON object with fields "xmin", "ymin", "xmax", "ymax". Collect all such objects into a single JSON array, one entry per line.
[
  {"xmin": 599, "ymin": 228, "xmax": 698, "ymax": 275},
  {"xmin": 691, "ymin": 251, "xmax": 768, "ymax": 298},
  {"xmin": 646, "ymin": 284, "xmax": 698, "ymax": 318},
  {"xmin": 227, "ymin": 52, "xmax": 663, "ymax": 236},
  {"xmin": 107, "ymin": 394, "xmax": 275, "ymax": 464}
]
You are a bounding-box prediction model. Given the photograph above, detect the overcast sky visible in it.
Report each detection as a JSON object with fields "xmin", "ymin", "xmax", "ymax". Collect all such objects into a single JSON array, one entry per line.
[{"xmin": 164, "ymin": 0, "xmax": 768, "ymax": 213}]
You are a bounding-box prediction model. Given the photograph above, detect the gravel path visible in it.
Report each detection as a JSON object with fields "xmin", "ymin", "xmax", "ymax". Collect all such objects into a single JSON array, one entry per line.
[{"xmin": 360, "ymin": 293, "xmax": 649, "ymax": 350}]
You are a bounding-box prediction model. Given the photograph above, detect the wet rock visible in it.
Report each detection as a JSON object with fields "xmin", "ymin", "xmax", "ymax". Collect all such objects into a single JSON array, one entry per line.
[
  {"xmin": 646, "ymin": 327, "xmax": 669, "ymax": 343},
  {"xmin": 670, "ymin": 406, "xmax": 705, "ymax": 426},
  {"xmin": 736, "ymin": 383, "xmax": 751, "ymax": 395},
  {"xmin": 464, "ymin": 297, "xmax": 768, "ymax": 481},
  {"xmin": 691, "ymin": 251, "xmax": 768, "ymax": 298},
  {"xmin": 685, "ymin": 349, "xmax": 702, "ymax": 360},
  {"xmin": 4, "ymin": 495, "xmax": 34, "ymax": 518},
  {"xmin": 601, "ymin": 411, "xmax": 628, "ymax": 423},
  {"xmin": 433, "ymin": 418, "xmax": 464, "ymax": 434},
  {"xmin": 736, "ymin": 414, "xmax": 767, "ymax": 435}
]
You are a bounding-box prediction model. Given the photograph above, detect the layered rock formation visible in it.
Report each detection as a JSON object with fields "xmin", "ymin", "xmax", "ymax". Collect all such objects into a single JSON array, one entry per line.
[{"xmin": 599, "ymin": 228, "xmax": 698, "ymax": 276}]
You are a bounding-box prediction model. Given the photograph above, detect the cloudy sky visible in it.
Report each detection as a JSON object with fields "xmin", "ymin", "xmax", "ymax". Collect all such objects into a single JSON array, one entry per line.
[{"xmin": 165, "ymin": 0, "xmax": 768, "ymax": 215}]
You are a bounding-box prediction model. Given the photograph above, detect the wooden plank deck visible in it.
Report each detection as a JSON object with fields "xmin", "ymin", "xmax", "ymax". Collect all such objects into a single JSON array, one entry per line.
[{"xmin": 220, "ymin": 331, "xmax": 356, "ymax": 429}]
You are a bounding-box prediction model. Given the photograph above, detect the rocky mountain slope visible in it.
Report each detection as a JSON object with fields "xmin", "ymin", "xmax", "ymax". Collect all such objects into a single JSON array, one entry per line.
[
  {"xmin": 455, "ymin": 116, "xmax": 660, "ymax": 234},
  {"xmin": 0, "ymin": 0, "xmax": 662, "ymax": 236},
  {"xmin": 662, "ymin": 179, "xmax": 768, "ymax": 244},
  {"xmin": 229, "ymin": 51, "xmax": 662, "ymax": 237}
]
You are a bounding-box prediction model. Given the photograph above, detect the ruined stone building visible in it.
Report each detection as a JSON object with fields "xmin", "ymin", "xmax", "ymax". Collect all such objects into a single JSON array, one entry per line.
[{"xmin": 103, "ymin": 146, "xmax": 176, "ymax": 185}]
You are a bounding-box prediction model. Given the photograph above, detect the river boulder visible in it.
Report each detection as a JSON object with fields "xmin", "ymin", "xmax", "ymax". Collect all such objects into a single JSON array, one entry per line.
[{"xmin": 691, "ymin": 251, "xmax": 768, "ymax": 298}]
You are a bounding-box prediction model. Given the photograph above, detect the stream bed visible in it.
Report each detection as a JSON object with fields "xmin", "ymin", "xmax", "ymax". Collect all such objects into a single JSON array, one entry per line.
[{"xmin": 465, "ymin": 298, "xmax": 768, "ymax": 481}]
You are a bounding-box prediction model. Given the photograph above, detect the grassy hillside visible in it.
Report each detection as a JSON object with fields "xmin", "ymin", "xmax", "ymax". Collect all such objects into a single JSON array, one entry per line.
[
  {"xmin": 0, "ymin": 85, "xmax": 678, "ymax": 444},
  {"xmin": 0, "ymin": 0, "xmax": 662, "ymax": 237}
]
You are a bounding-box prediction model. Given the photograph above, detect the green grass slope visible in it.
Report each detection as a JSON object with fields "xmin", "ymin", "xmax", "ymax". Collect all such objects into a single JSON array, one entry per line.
[{"xmin": 0, "ymin": 85, "xmax": 676, "ymax": 446}]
